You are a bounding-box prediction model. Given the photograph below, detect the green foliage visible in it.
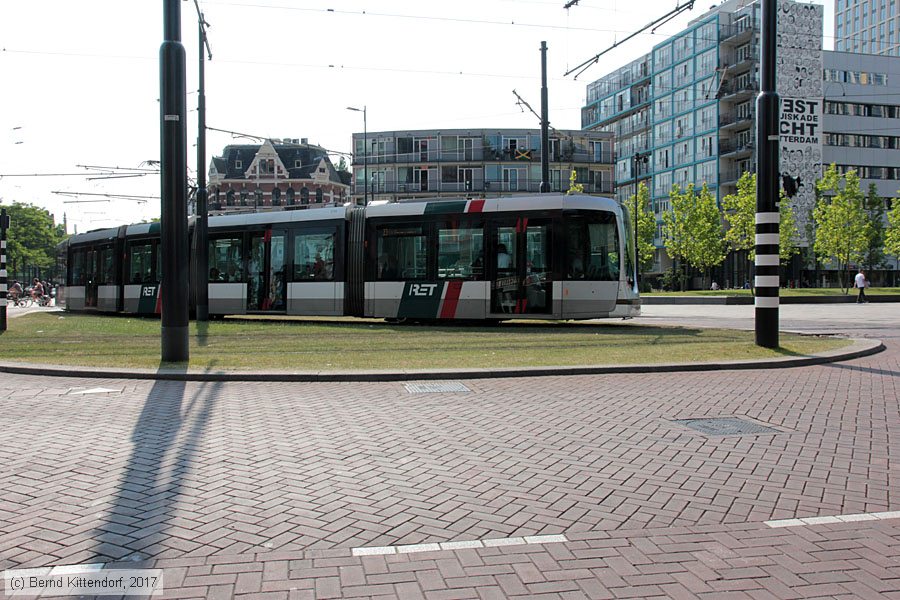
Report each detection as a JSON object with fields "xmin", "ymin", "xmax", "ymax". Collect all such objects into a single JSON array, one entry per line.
[
  {"xmin": 722, "ymin": 171, "xmax": 800, "ymax": 265},
  {"xmin": 779, "ymin": 196, "xmax": 801, "ymax": 263},
  {"xmin": 625, "ymin": 182, "xmax": 655, "ymax": 272},
  {"xmin": 335, "ymin": 156, "xmax": 349, "ymax": 173},
  {"xmin": 663, "ymin": 183, "xmax": 726, "ymax": 278},
  {"xmin": 566, "ymin": 169, "xmax": 583, "ymax": 195},
  {"xmin": 813, "ymin": 164, "xmax": 871, "ymax": 293},
  {"xmin": 886, "ymin": 195, "xmax": 900, "ymax": 259},
  {"xmin": 722, "ymin": 172, "xmax": 756, "ymax": 257},
  {"xmin": 862, "ymin": 183, "xmax": 886, "ymax": 270},
  {"xmin": 2, "ymin": 202, "xmax": 67, "ymax": 280}
]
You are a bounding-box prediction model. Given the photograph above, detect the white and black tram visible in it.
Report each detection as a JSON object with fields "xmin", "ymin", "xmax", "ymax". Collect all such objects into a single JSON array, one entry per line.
[{"xmin": 56, "ymin": 193, "xmax": 640, "ymax": 321}]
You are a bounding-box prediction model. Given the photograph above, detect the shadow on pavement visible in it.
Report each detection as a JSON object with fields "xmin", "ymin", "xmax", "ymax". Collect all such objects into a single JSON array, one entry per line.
[
  {"xmin": 91, "ymin": 361, "xmax": 222, "ymax": 562},
  {"xmin": 823, "ymin": 362, "xmax": 900, "ymax": 378}
]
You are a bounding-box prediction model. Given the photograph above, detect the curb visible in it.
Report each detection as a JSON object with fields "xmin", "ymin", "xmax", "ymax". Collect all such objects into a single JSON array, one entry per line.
[
  {"xmin": 642, "ymin": 295, "xmax": 900, "ymax": 305},
  {"xmin": 0, "ymin": 338, "xmax": 884, "ymax": 382}
]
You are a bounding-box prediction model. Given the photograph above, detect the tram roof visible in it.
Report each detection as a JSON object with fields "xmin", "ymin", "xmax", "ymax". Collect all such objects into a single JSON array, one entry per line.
[
  {"xmin": 364, "ymin": 193, "xmax": 621, "ymax": 218},
  {"xmin": 208, "ymin": 207, "xmax": 348, "ymax": 229}
]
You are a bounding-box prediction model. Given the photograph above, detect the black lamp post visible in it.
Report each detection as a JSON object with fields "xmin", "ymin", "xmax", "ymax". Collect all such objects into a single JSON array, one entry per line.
[
  {"xmin": 632, "ymin": 151, "xmax": 649, "ymax": 289},
  {"xmin": 346, "ymin": 106, "xmax": 367, "ymax": 205},
  {"xmin": 160, "ymin": 0, "xmax": 189, "ymax": 362}
]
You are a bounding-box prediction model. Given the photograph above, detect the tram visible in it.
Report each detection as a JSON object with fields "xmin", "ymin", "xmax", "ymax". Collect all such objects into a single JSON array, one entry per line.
[{"xmin": 56, "ymin": 193, "xmax": 640, "ymax": 321}]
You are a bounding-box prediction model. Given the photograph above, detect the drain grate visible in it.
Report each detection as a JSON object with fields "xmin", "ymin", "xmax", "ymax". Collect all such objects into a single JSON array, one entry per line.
[
  {"xmin": 673, "ymin": 417, "xmax": 781, "ymax": 436},
  {"xmin": 405, "ymin": 382, "xmax": 471, "ymax": 394}
]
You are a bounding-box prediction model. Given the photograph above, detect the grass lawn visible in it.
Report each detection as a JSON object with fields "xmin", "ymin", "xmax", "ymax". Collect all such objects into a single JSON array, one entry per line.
[
  {"xmin": 644, "ymin": 287, "xmax": 899, "ymax": 297},
  {"xmin": 0, "ymin": 312, "xmax": 850, "ymax": 371}
]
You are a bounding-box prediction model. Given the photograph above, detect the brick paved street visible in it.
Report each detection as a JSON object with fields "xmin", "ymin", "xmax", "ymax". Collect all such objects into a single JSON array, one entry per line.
[{"xmin": 0, "ymin": 304, "xmax": 897, "ymax": 598}]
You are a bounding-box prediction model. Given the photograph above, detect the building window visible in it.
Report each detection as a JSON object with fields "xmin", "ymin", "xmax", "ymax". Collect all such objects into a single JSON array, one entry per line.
[
  {"xmin": 240, "ymin": 189, "xmax": 248, "ymax": 206},
  {"xmin": 226, "ymin": 189, "xmax": 235, "ymax": 206},
  {"xmin": 235, "ymin": 160, "xmax": 242, "ymax": 170},
  {"xmin": 316, "ymin": 188, "xmax": 323, "ymax": 203},
  {"xmin": 272, "ymin": 187, "xmax": 281, "ymax": 206},
  {"xmin": 295, "ymin": 160, "xmax": 302, "ymax": 168},
  {"xmin": 286, "ymin": 187, "xmax": 295, "ymax": 205},
  {"xmin": 301, "ymin": 187, "xmax": 309, "ymax": 205}
]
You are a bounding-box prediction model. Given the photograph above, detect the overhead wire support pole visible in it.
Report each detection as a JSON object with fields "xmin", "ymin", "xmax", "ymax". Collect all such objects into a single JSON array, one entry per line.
[
  {"xmin": 193, "ymin": 0, "xmax": 212, "ymax": 322},
  {"xmin": 1, "ymin": 208, "xmax": 8, "ymax": 332},
  {"xmin": 160, "ymin": 0, "xmax": 190, "ymax": 362},
  {"xmin": 540, "ymin": 41, "xmax": 550, "ymax": 193},
  {"xmin": 754, "ymin": 0, "xmax": 779, "ymax": 348},
  {"xmin": 564, "ymin": 0, "xmax": 695, "ymax": 80}
]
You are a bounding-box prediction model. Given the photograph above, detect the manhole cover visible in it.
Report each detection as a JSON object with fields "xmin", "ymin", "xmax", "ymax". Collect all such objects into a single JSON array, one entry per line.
[
  {"xmin": 673, "ymin": 417, "xmax": 781, "ymax": 436},
  {"xmin": 405, "ymin": 382, "xmax": 471, "ymax": 394}
]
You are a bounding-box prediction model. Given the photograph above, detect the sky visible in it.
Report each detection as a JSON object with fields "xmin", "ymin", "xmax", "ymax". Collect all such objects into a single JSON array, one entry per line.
[{"xmin": 0, "ymin": 0, "xmax": 833, "ymax": 234}]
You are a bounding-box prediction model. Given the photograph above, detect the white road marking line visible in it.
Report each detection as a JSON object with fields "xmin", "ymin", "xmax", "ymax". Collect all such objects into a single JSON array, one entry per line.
[
  {"xmin": 351, "ymin": 534, "xmax": 568, "ymax": 557},
  {"xmin": 67, "ymin": 387, "xmax": 123, "ymax": 395},
  {"xmin": 48, "ymin": 563, "xmax": 106, "ymax": 575},
  {"xmin": 765, "ymin": 511, "xmax": 900, "ymax": 528}
]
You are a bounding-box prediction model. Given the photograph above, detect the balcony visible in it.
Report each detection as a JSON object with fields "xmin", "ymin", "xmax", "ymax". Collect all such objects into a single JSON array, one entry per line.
[
  {"xmin": 350, "ymin": 178, "xmax": 615, "ymax": 197},
  {"xmin": 718, "ymin": 111, "xmax": 753, "ymax": 130},
  {"xmin": 719, "ymin": 138, "xmax": 754, "ymax": 157},
  {"xmin": 718, "ymin": 80, "xmax": 759, "ymax": 100},
  {"xmin": 720, "ymin": 20, "xmax": 757, "ymax": 45},
  {"xmin": 350, "ymin": 149, "xmax": 615, "ymax": 167}
]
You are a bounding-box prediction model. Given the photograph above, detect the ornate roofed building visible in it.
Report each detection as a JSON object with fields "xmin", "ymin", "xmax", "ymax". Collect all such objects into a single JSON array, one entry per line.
[{"xmin": 207, "ymin": 138, "xmax": 350, "ymax": 213}]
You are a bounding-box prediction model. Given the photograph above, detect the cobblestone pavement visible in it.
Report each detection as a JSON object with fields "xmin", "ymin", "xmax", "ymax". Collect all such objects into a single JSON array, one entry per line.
[{"xmin": 0, "ymin": 305, "xmax": 897, "ymax": 598}]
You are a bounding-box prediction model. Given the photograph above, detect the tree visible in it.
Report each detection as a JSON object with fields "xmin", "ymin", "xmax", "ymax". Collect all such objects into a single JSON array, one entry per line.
[
  {"xmin": 566, "ymin": 169, "xmax": 583, "ymax": 195},
  {"xmin": 886, "ymin": 195, "xmax": 900, "ymax": 259},
  {"xmin": 862, "ymin": 183, "xmax": 886, "ymax": 271},
  {"xmin": 813, "ymin": 164, "xmax": 871, "ymax": 293},
  {"xmin": 663, "ymin": 183, "xmax": 726, "ymax": 287},
  {"xmin": 778, "ymin": 197, "xmax": 801, "ymax": 264},
  {"xmin": 335, "ymin": 156, "xmax": 349, "ymax": 173},
  {"xmin": 723, "ymin": 172, "xmax": 801, "ymax": 271},
  {"xmin": 625, "ymin": 182, "xmax": 655, "ymax": 274},
  {"xmin": 2, "ymin": 202, "xmax": 68, "ymax": 281}
]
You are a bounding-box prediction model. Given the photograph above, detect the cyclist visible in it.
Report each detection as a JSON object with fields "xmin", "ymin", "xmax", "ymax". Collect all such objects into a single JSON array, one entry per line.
[
  {"xmin": 8, "ymin": 280, "xmax": 23, "ymax": 303},
  {"xmin": 31, "ymin": 278, "xmax": 45, "ymax": 303}
]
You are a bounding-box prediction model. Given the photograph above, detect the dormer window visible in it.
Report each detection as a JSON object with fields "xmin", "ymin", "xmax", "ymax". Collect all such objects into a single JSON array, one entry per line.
[
  {"xmin": 235, "ymin": 160, "xmax": 242, "ymax": 169},
  {"xmin": 319, "ymin": 167, "xmax": 325, "ymax": 173},
  {"xmin": 295, "ymin": 160, "xmax": 302, "ymax": 168},
  {"xmin": 259, "ymin": 158, "xmax": 275, "ymax": 175}
]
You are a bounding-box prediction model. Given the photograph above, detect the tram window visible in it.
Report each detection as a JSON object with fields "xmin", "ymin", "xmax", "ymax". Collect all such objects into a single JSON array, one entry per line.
[
  {"xmin": 438, "ymin": 225, "xmax": 483, "ymax": 280},
  {"xmin": 98, "ymin": 247, "xmax": 116, "ymax": 285},
  {"xmin": 376, "ymin": 226, "xmax": 428, "ymax": 280},
  {"xmin": 566, "ymin": 214, "xmax": 619, "ymax": 281},
  {"xmin": 128, "ymin": 243, "xmax": 154, "ymax": 283},
  {"xmin": 294, "ymin": 231, "xmax": 335, "ymax": 281},
  {"xmin": 209, "ymin": 237, "xmax": 243, "ymax": 282},
  {"xmin": 71, "ymin": 251, "xmax": 85, "ymax": 286}
]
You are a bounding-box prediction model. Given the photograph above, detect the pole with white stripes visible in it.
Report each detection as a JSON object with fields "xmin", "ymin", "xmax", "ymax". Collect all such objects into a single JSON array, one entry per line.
[
  {"xmin": 755, "ymin": 0, "xmax": 779, "ymax": 348},
  {"xmin": 1, "ymin": 208, "xmax": 9, "ymax": 332}
]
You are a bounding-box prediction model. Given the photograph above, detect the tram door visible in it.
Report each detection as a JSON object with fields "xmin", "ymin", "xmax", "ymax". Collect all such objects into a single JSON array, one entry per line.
[
  {"xmin": 247, "ymin": 229, "xmax": 286, "ymax": 311},
  {"xmin": 85, "ymin": 248, "xmax": 99, "ymax": 308},
  {"xmin": 489, "ymin": 218, "xmax": 552, "ymax": 315}
]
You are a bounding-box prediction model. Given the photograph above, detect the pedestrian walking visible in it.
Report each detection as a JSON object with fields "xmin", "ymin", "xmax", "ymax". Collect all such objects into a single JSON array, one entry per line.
[{"xmin": 854, "ymin": 269, "xmax": 868, "ymax": 303}]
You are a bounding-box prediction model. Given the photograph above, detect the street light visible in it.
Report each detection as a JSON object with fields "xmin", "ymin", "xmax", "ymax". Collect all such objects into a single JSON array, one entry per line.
[
  {"xmin": 346, "ymin": 106, "xmax": 367, "ymax": 206},
  {"xmin": 632, "ymin": 151, "xmax": 649, "ymax": 290}
]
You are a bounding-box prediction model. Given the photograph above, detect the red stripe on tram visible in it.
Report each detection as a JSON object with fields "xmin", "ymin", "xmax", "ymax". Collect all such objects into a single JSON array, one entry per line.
[
  {"xmin": 155, "ymin": 286, "xmax": 162, "ymax": 315},
  {"xmin": 440, "ymin": 281, "xmax": 463, "ymax": 318},
  {"xmin": 467, "ymin": 199, "xmax": 485, "ymax": 213}
]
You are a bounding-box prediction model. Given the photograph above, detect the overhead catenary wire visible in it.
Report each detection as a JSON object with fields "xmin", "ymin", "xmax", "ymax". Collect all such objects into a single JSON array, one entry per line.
[{"xmin": 566, "ymin": 0, "xmax": 696, "ymax": 80}]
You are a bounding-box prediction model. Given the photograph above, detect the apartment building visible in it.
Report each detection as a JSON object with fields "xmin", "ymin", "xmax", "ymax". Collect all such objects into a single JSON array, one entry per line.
[
  {"xmin": 582, "ymin": 0, "xmax": 900, "ymax": 283},
  {"xmin": 347, "ymin": 128, "xmax": 614, "ymax": 204}
]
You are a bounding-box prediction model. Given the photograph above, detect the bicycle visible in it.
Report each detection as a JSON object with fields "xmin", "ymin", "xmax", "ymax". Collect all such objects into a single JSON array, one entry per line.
[{"xmin": 8, "ymin": 294, "xmax": 31, "ymax": 308}]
